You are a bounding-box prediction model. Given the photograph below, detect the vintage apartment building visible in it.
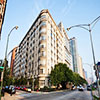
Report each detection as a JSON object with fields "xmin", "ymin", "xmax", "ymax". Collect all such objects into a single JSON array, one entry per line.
[
  {"xmin": 0, "ymin": 0, "xmax": 7, "ymax": 38},
  {"xmin": 12, "ymin": 9, "xmax": 72, "ymax": 88}
]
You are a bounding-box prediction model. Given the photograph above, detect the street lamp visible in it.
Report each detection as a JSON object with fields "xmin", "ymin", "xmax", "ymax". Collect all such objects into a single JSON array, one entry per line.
[
  {"xmin": 5, "ymin": 26, "xmax": 18, "ymax": 58},
  {"xmin": 67, "ymin": 16, "xmax": 100, "ymax": 98},
  {"xmin": 0, "ymin": 26, "xmax": 18, "ymax": 99}
]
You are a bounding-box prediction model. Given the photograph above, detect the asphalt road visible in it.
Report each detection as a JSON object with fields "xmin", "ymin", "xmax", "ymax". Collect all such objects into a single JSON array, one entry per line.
[{"xmin": 18, "ymin": 89, "xmax": 92, "ymax": 100}]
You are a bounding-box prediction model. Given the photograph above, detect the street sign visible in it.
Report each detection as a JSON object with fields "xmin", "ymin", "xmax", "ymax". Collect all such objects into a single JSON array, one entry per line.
[{"xmin": 0, "ymin": 66, "xmax": 4, "ymax": 70}]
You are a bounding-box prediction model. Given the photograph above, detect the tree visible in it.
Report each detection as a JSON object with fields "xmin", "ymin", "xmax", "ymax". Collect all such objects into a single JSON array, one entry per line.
[
  {"xmin": 72, "ymin": 72, "xmax": 87, "ymax": 86},
  {"xmin": 34, "ymin": 78, "xmax": 39, "ymax": 90},
  {"xmin": 50, "ymin": 63, "xmax": 73, "ymax": 89}
]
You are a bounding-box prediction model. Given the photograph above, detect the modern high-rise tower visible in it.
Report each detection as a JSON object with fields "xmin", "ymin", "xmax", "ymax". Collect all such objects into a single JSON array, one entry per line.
[{"xmin": 70, "ymin": 37, "xmax": 79, "ymax": 73}]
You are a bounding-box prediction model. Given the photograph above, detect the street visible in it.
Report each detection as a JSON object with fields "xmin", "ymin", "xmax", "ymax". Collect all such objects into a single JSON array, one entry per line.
[{"xmin": 17, "ymin": 89, "xmax": 92, "ymax": 100}]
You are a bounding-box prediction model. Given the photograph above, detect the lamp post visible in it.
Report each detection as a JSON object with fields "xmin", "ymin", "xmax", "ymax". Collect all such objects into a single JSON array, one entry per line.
[
  {"xmin": 0, "ymin": 26, "xmax": 18, "ymax": 100},
  {"xmin": 5, "ymin": 26, "xmax": 18, "ymax": 58},
  {"xmin": 67, "ymin": 16, "xmax": 100, "ymax": 98}
]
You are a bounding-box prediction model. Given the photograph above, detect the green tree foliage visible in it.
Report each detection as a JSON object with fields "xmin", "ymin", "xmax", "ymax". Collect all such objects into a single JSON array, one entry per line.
[
  {"xmin": 3, "ymin": 67, "xmax": 28, "ymax": 86},
  {"xmin": 3, "ymin": 67, "xmax": 12, "ymax": 86},
  {"xmin": 34, "ymin": 78, "xmax": 39, "ymax": 90},
  {"xmin": 50, "ymin": 63, "xmax": 73, "ymax": 89},
  {"xmin": 29, "ymin": 77, "xmax": 33, "ymax": 85},
  {"xmin": 50, "ymin": 63, "xmax": 87, "ymax": 89},
  {"xmin": 72, "ymin": 72, "xmax": 87, "ymax": 85}
]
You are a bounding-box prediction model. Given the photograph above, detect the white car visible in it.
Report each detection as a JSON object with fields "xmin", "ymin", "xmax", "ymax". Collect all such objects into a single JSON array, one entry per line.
[
  {"xmin": 78, "ymin": 86, "xmax": 84, "ymax": 91},
  {"xmin": 26, "ymin": 87, "xmax": 32, "ymax": 92}
]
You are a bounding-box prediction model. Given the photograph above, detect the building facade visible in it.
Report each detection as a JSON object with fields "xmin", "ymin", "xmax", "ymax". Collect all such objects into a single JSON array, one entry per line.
[
  {"xmin": 0, "ymin": 0, "xmax": 7, "ymax": 38},
  {"xmin": 70, "ymin": 37, "xmax": 79, "ymax": 73},
  {"xmin": 78, "ymin": 55, "xmax": 84, "ymax": 78},
  {"xmin": 10, "ymin": 47, "xmax": 17, "ymax": 77},
  {"xmin": 13, "ymin": 9, "xmax": 72, "ymax": 88}
]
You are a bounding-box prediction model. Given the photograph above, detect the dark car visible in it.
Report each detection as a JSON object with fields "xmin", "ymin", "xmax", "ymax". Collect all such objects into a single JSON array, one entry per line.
[
  {"xmin": 5, "ymin": 86, "xmax": 9, "ymax": 92},
  {"xmin": 9, "ymin": 85, "xmax": 16, "ymax": 94},
  {"xmin": 1, "ymin": 87, "xmax": 5, "ymax": 96},
  {"xmin": 71, "ymin": 85, "xmax": 76, "ymax": 90},
  {"xmin": 87, "ymin": 85, "xmax": 91, "ymax": 91}
]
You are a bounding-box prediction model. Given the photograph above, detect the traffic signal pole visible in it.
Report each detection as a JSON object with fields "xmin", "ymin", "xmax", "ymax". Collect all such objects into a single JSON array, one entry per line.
[{"xmin": 0, "ymin": 58, "xmax": 7, "ymax": 100}]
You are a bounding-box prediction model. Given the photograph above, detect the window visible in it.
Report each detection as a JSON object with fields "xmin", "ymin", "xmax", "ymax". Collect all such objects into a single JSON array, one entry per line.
[
  {"xmin": 42, "ymin": 60, "xmax": 46, "ymax": 65},
  {"xmin": 32, "ymin": 53, "xmax": 34, "ymax": 57},
  {"xmin": 30, "ymin": 49, "xmax": 32, "ymax": 53},
  {"xmin": 39, "ymin": 69, "xmax": 43, "ymax": 74},
  {"xmin": 30, "ymin": 43, "xmax": 32, "ymax": 47},
  {"xmin": 40, "ymin": 80, "xmax": 45, "ymax": 86},
  {"xmin": 41, "ymin": 15, "xmax": 46, "ymax": 19},
  {"xmin": 42, "ymin": 51, "xmax": 45, "ymax": 56},
  {"xmin": 40, "ymin": 28, "xmax": 46, "ymax": 33},
  {"xmin": 40, "ymin": 44, "xmax": 45, "ymax": 48},
  {"xmin": 40, "ymin": 22, "xmax": 46, "ymax": 26},
  {"xmin": 29, "ymin": 56, "xmax": 31, "ymax": 59},
  {"xmin": 40, "ymin": 36, "xmax": 45, "ymax": 41},
  {"xmin": 41, "ymin": 36, "xmax": 45, "ymax": 40}
]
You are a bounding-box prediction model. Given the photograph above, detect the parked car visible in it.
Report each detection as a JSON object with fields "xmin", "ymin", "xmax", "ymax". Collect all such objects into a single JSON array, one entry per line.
[
  {"xmin": 71, "ymin": 85, "xmax": 76, "ymax": 90},
  {"xmin": 15, "ymin": 86, "xmax": 18, "ymax": 90},
  {"xmin": 5, "ymin": 86, "xmax": 9, "ymax": 92},
  {"xmin": 17, "ymin": 86, "xmax": 20, "ymax": 90},
  {"xmin": 87, "ymin": 85, "xmax": 91, "ymax": 91},
  {"xmin": 77, "ymin": 86, "xmax": 79, "ymax": 89},
  {"xmin": 9, "ymin": 85, "xmax": 16, "ymax": 94},
  {"xmin": 1, "ymin": 87, "xmax": 5, "ymax": 96},
  {"xmin": 26, "ymin": 87, "xmax": 32, "ymax": 92},
  {"xmin": 78, "ymin": 86, "xmax": 84, "ymax": 91},
  {"xmin": 23, "ymin": 87, "xmax": 27, "ymax": 91}
]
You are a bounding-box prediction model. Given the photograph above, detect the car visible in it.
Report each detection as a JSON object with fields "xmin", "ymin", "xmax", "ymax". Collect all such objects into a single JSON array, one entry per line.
[
  {"xmin": 17, "ymin": 86, "xmax": 20, "ymax": 90},
  {"xmin": 15, "ymin": 86, "xmax": 19, "ymax": 90},
  {"xmin": 1, "ymin": 87, "xmax": 5, "ymax": 96},
  {"xmin": 77, "ymin": 86, "xmax": 79, "ymax": 89},
  {"xmin": 9, "ymin": 85, "xmax": 16, "ymax": 94},
  {"xmin": 71, "ymin": 85, "xmax": 76, "ymax": 90},
  {"xmin": 78, "ymin": 86, "xmax": 84, "ymax": 91},
  {"xmin": 5, "ymin": 86, "xmax": 9, "ymax": 92},
  {"xmin": 87, "ymin": 85, "xmax": 91, "ymax": 91},
  {"xmin": 21, "ymin": 86, "xmax": 27, "ymax": 91},
  {"xmin": 26, "ymin": 87, "xmax": 32, "ymax": 92}
]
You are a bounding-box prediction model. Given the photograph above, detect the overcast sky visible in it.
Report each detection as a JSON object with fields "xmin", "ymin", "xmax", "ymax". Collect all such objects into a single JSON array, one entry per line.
[{"xmin": 0, "ymin": 0, "xmax": 100, "ymax": 80}]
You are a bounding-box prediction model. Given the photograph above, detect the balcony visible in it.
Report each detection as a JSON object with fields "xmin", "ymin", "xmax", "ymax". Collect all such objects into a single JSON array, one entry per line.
[
  {"xmin": 39, "ymin": 52, "xmax": 46, "ymax": 57},
  {"xmin": 39, "ymin": 39, "xmax": 46, "ymax": 44},
  {"xmin": 39, "ymin": 60, "xmax": 46, "ymax": 66},
  {"xmin": 39, "ymin": 21, "xmax": 46, "ymax": 28},
  {"xmin": 39, "ymin": 28, "xmax": 46, "ymax": 36},
  {"xmin": 39, "ymin": 45, "xmax": 46, "ymax": 51}
]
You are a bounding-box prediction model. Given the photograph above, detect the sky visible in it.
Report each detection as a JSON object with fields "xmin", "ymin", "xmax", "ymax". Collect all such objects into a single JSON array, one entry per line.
[{"xmin": 0, "ymin": 0, "xmax": 100, "ymax": 80}]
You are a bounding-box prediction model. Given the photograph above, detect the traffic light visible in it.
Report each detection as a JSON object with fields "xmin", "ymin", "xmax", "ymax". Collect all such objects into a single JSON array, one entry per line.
[
  {"xmin": 95, "ymin": 69, "xmax": 99, "ymax": 79},
  {"xmin": 0, "ymin": 60, "xmax": 3, "ymax": 66},
  {"xmin": 0, "ymin": 60, "xmax": 4, "ymax": 71}
]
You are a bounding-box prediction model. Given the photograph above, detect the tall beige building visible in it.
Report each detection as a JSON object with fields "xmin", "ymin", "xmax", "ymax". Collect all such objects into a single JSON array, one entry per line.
[
  {"xmin": 78, "ymin": 55, "xmax": 84, "ymax": 78},
  {"xmin": 13, "ymin": 9, "xmax": 72, "ymax": 88}
]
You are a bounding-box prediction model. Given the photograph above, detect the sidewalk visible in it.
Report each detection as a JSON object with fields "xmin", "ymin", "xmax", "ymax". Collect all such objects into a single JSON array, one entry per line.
[
  {"xmin": 1, "ymin": 92, "xmax": 24, "ymax": 100},
  {"xmin": 92, "ymin": 90, "xmax": 99, "ymax": 99}
]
